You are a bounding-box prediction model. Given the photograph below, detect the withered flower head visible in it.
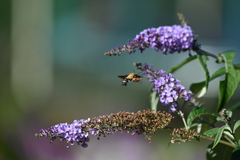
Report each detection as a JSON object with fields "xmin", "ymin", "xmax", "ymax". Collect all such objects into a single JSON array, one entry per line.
[{"xmin": 170, "ymin": 128, "xmax": 199, "ymax": 144}]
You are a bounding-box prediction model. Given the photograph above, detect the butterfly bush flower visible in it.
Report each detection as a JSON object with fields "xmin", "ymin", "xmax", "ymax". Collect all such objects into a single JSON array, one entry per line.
[
  {"xmin": 36, "ymin": 119, "xmax": 93, "ymax": 148},
  {"xmin": 36, "ymin": 109, "xmax": 173, "ymax": 148},
  {"xmin": 104, "ymin": 25, "xmax": 196, "ymax": 56},
  {"xmin": 135, "ymin": 63, "xmax": 193, "ymax": 113},
  {"xmin": 169, "ymin": 103, "xmax": 179, "ymax": 114},
  {"xmin": 171, "ymin": 128, "xmax": 199, "ymax": 143}
]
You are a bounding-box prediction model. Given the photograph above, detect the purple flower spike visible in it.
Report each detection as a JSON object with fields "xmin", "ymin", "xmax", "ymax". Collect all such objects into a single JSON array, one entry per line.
[
  {"xmin": 104, "ymin": 25, "xmax": 196, "ymax": 56},
  {"xmin": 135, "ymin": 63, "xmax": 193, "ymax": 113},
  {"xmin": 37, "ymin": 119, "xmax": 97, "ymax": 148}
]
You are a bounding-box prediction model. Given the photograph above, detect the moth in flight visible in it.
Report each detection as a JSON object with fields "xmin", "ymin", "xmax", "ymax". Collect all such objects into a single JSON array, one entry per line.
[{"xmin": 118, "ymin": 73, "xmax": 142, "ymax": 86}]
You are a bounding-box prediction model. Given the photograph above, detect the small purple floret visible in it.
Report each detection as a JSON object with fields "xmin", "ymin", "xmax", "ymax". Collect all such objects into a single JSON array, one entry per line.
[{"xmin": 169, "ymin": 103, "xmax": 178, "ymax": 114}]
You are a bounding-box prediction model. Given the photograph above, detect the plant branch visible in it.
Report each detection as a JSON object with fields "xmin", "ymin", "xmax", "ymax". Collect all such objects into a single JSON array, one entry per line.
[
  {"xmin": 178, "ymin": 110, "xmax": 188, "ymax": 130},
  {"xmin": 199, "ymin": 135, "xmax": 237, "ymax": 148},
  {"xmin": 197, "ymin": 48, "xmax": 219, "ymax": 61},
  {"xmin": 223, "ymin": 134, "xmax": 236, "ymax": 146}
]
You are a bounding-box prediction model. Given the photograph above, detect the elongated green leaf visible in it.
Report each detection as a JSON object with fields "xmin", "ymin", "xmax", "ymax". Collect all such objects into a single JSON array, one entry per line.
[
  {"xmin": 233, "ymin": 120, "xmax": 240, "ymax": 133},
  {"xmin": 168, "ymin": 55, "xmax": 197, "ymax": 74},
  {"xmin": 228, "ymin": 102, "xmax": 240, "ymax": 112},
  {"xmin": 210, "ymin": 67, "xmax": 226, "ymax": 80},
  {"xmin": 204, "ymin": 128, "xmax": 220, "ymax": 137},
  {"xmin": 212, "ymin": 125, "xmax": 226, "ymax": 149},
  {"xmin": 218, "ymin": 71, "xmax": 240, "ymax": 111},
  {"xmin": 197, "ymin": 53, "xmax": 210, "ymax": 83},
  {"xmin": 224, "ymin": 125, "xmax": 233, "ymax": 133},
  {"xmin": 197, "ymin": 123, "xmax": 202, "ymax": 133},
  {"xmin": 223, "ymin": 126, "xmax": 234, "ymax": 141},
  {"xmin": 190, "ymin": 67, "xmax": 225, "ymax": 95},
  {"xmin": 187, "ymin": 108, "xmax": 217, "ymax": 127},
  {"xmin": 197, "ymin": 86, "xmax": 207, "ymax": 98},
  {"xmin": 196, "ymin": 52, "xmax": 210, "ymax": 97},
  {"xmin": 236, "ymin": 69, "xmax": 240, "ymax": 84},
  {"xmin": 217, "ymin": 51, "xmax": 240, "ymax": 112},
  {"xmin": 233, "ymin": 64, "xmax": 240, "ymax": 85},
  {"xmin": 167, "ymin": 141, "xmax": 172, "ymax": 149},
  {"xmin": 150, "ymin": 91, "xmax": 159, "ymax": 113},
  {"xmin": 218, "ymin": 79, "xmax": 227, "ymax": 109},
  {"xmin": 206, "ymin": 142, "xmax": 233, "ymax": 160},
  {"xmin": 223, "ymin": 131, "xmax": 235, "ymax": 141}
]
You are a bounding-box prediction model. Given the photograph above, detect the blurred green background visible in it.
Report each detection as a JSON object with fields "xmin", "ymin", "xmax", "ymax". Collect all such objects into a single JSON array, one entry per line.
[{"xmin": 0, "ymin": 0, "xmax": 240, "ymax": 160}]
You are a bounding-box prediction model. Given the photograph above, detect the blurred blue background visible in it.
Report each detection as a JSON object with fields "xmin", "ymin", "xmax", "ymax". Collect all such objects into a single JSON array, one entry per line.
[{"xmin": 0, "ymin": 0, "xmax": 240, "ymax": 159}]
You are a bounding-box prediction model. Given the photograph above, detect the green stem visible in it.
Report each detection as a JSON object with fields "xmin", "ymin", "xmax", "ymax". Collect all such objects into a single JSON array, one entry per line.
[
  {"xmin": 197, "ymin": 49, "xmax": 219, "ymax": 61},
  {"xmin": 199, "ymin": 135, "xmax": 237, "ymax": 148},
  {"xmin": 223, "ymin": 134, "xmax": 236, "ymax": 146},
  {"xmin": 178, "ymin": 110, "xmax": 188, "ymax": 130}
]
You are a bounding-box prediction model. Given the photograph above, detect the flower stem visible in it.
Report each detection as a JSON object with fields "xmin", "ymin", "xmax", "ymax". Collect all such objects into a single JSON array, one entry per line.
[
  {"xmin": 199, "ymin": 135, "xmax": 237, "ymax": 148},
  {"xmin": 178, "ymin": 110, "xmax": 188, "ymax": 130},
  {"xmin": 197, "ymin": 48, "xmax": 219, "ymax": 60}
]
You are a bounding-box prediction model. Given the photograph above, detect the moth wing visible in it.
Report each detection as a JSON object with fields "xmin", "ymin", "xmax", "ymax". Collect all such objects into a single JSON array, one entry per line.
[
  {"xmin": 118, "ymin": 75, "xmax": 128, "ymax": 80},
  {"xmin": 132, "ymin": 79, "xmax": 142, "ymax": 82},
  {"xmin": 135, "ymin": 75, "xmax": 142, "ymax": 78},
  {"xmin": 132, "ymin": 74, "xmax": 143, "ymax": 82}
]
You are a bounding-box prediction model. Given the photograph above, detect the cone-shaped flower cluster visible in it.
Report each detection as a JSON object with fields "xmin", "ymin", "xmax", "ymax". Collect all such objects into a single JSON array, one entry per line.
[
  {"xmin": 104, "ymin": 25, "xmax": 195, "ymax": 56},
  {"xmin": 170, "ymin": 128, "xmax": 198, "ymax": 143},
  {"xmin": 135, "ymin": 63, "xmax": 192, "ymax": 113},
  {"xmin": 36, "ymin": 109, "xmax": 173, "ymax": 148}
]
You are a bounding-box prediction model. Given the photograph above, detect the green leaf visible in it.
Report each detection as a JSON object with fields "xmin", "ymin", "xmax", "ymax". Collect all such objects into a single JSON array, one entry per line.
[
  {"xmin": 149, "ymin": 91, "xmax": 159, "ymax": 113},
  {"xmin": 197, "ymin": 123, "xmax": 202, "ymax": 133},
  {"xmin": 223, "ymin": 131, "xmax": 235, "ymax": 141},
  {"xmin": 218, "ymin": 79, "xmax": 228, "ymax": 109},
  {"xmin": 228, "ymin": 102, "xmax": 240, "ymax": 112},
  {"xmin": 190, "ymin": 67, "xmax": 225, "ymax": 95},
  {"xmin": 234, "ymin": 68, "xmax": 240, "ymax": 84},
  {"xmin": 190, "ymin": 81, "xmax": 205, "ymax": 95},
  {"xmin": 188, "ymin": 122, "xmax": 201, "ymax": 128},
  {"xmin": 206, "ymin": 142, "xmax": 233, "ymax": 160},
  {"xmin": 224, "ymin": 125, "xmax": 233, "ymax": 133},
  {"xmin": 196, "ymin": 52, "xmax": 210, "ymax": 97},
  {"xmin": 226, "ymin": 110, "xmax": 233, "ymax": 118},
  {"xmin": 233, "ymin": 120, "xmax": 240, "ymax": 133},
  {"xmin": 218, "ymin": 51, "xmax": 240, "ymax": 112},
  {"xmin": 235, "ymin": 66, "xmax": 240, "ymax": 82},
  {"xmin": 167, "ymin": 141, "xmax": 172, "ymax": 149},
  {"xmin": 223, "ymin": 126, "xmax": 234, "ymax": 141},
  {"xmin": 197, "ymin": 86, "xmax": 207, "ymax": 98},
  {"xmin": 168, "ymin": 55, "xmax": 197, "ymax": 74},
  {"xmin": 212, "ymin": 125, "xmax": 226, "ymax": 149},
  {"xmin": 232, "ymin": 146, "xmax": 240, "ymax": 160},
  {"xmin": 210, "ymin": 67, "xmax": 226, "ymax": 80},
  {"xmin": 218, "ymin": 71, "xmax": 240, "ymax": 111},
  {"xmin": 204, "ymin": 128, "xmax": 221, "ymax": 137},
  {"xmin": 187, "ymin": 108, "xmax": 217, "ymax": 127}
]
